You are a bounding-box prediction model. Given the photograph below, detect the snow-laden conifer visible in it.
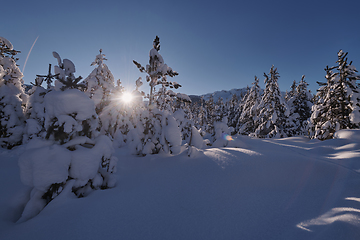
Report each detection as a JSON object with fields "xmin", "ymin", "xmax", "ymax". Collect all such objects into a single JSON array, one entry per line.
[
  {"xmin": 285, "ymin": 80, "xmax": 297, "ymax": 102},
  {"xmin": 214, "ymin": 97, "xmax": 225, "ymax": 122},
  {"xmin": 83, "ymin": 49, "xmax": 116, "ymax": 136},
  {"xmin": 133, "ymin": 36, "xmax": 180, "ymax": 107},
  {"xmin": 0, "ymin": 37, "xmax": 27, "ymax": 148},
  {"xmin": 225, "ymin": 93, "xmax": 240, "ymax": 133},
  {"xmin": 252, "ymin": 66, "xmax": 287, "ymax": 138},
  {"xmin": 18, "ymin": 53, "xmax": 118, "ymax": 222},
  {"xmin": 130, "ymin": 36, "xmax": 183, "ymax": 155},
  {"xmin": 23, "ymin": 77, "xmax": 48, "ymax": 141},
  {"xmin": 309, "ymin": 50, "xmax": 360, "ymax": 140},
  {"xmin": 84, "ymin": 49, "xmax": 115, "ymax": 114},
  {"xmin": 173, "ymin": 94, "xmax": 193, "ymax": 143},
  {"xmin": 237, "ymin": 77, "xmax": 261, "ymax": 135},
  {"xmin": 285, "ymin": 76, "xmax": 313, "ymax": 136},
  {"xmin": 203, "ymin": 94, "xmax": 215, "ymax": 135}
]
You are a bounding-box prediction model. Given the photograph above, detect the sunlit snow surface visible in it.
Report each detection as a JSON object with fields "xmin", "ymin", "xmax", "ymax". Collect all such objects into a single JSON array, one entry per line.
[{"xmin": 1, "ymin": 130, "xmax": 360, "ymax": 239}]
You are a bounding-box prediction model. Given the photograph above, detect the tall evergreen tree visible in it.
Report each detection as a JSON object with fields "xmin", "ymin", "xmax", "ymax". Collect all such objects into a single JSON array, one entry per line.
[
  {"xmin": 226, "ymin": 93, "xmax": 240, "ymax": 133},
  {"xmin": 309, "ymin": 50, "xmax": 360, "ymax": 140},
  {"xmin": 232, "ymin": 86, "xmax": 249, "ymax": 133},
  {"xmin": 23, "ymin": 76, "xmax": 48, "ymax": 141},
  {"xmin": 0, "ymin": 37, "xmax": 27, "ymax": 148},
  {"xmin": 214, "ymin": 97, "xmax": 225, "ymax": 122},
  {"xmin": 130, "ymin": 36, "xmax": 183, "ymax": 155},
  {"xmin": 133, "ymin": 36, "xmax": 180, "ymax": 107},
  {"xmin": 204, "ymin": 94, "xmax": 215, "ymax": 134},
  {"xmin": 173, "ymin": 95, "xmax": 193, "ymax": 143},
  {"xmin": 285, "ymin": 75, "xmax": 313, "ymax": 136},
  {"xmin": 238, "ymin": 77, "xmax": 261, "ymax": 135},
  {"xmin": 285, "ymin": 80, "xmax": 297, "ymax": 101},
  {"xmin": 84, "ymin": 49, "xmax": 115, "ymax": 115},
  {"xmin": 252, "ymin": 66, "xmax": 287, "ymax": 138},
  {"xmin": 83, "ymin": 49, "xmax": 116, "ymax": 136}
]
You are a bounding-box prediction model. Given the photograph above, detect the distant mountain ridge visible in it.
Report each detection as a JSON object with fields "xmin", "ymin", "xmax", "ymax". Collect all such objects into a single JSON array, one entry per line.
[
  {"xmin": 189, "ymin": 88, "xmax": 250, "ymax": 103},
  {"xmin": 188, "ymin": 87, "xmax": 288, "ymax": 104}
]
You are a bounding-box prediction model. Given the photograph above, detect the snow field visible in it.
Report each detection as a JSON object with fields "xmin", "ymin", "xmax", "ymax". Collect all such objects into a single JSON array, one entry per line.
[{"xmin": 1, "ymin": 131, "xmax": 360, "ymax": 239}]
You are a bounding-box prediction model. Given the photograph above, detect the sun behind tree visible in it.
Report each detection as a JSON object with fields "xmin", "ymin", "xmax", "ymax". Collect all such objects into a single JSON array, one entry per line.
[{"xmin": 121, "ymin": 91, "xmax": 134, "ymax": 104}]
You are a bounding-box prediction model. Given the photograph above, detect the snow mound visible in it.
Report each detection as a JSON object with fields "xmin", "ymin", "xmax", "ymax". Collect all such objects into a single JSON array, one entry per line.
[
  {"xmin": 333, "ymin": 129, "xmax": 360, "ymax": 141},
  {"xmin": 44, "ymin": 89, "xmax": 96, "ymax": 122},
  {"xmin": 18, "ymin": 139, "xmax": 71, "ymax": 192}
]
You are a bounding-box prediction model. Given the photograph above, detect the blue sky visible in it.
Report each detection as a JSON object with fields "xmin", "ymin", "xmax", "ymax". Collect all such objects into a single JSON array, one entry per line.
[{"xmin": 2, "ymin": 0, "xmax": 360, "ymax": 96}]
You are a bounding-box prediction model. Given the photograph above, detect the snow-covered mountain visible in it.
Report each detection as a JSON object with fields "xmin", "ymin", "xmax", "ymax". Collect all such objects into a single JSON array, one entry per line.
[
  {"xmin": 189, "ymin": 88, "xmax": 249, "ymax": 103},
  {"xmin": 188, "ymin": 87, "xmax": 289, "ymax": 104}
]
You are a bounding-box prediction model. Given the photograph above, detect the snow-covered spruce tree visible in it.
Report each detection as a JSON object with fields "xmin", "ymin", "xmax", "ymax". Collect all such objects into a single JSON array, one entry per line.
[
  {"xmin": 226, "ymin": 93, "xmax": 240, "ymax": 133},
  {"xmin": 190, "ymin": 97, "xmax": 208, "ymax": 138},
  {"xmin": 18, "ymin": 52, "xmax": 117, "ymax": 222},
  {"xmin": 285, "ymin": 75, "xmax": 313, "ymax": 136},
  {"xmin": 231, "ymin": 86, "xmax": 249, "ymax": 134},
  {"xmin": 83, "ymin": 49, "xmax": 115, "ymax": 135},
  {"xmin": 23, "ymin": 76, "xmax": 48, "ymax": 142},
  {"xmin": 132, "ymin": 36, "xmax": 183, "ymax": 155},
  {"xmin": 252, "ymin": 66, "xmax": 288, "ymax": 138},
  {"xmin": 133, "ymin": 36, "xmax": 180, "ymax": 107},
  {"xmin": 0, "ymin": 37, "xmax": 27, "ymax": 149},
  {"xmin": 285, "ymin": 80, "xmax": 297, "ymax": 102},
  {"xmin": 173, "ymin": 93, "xmax": 193, "ymax": 143},
  {"xmin": 84, "ymin": 49, "xmax": 115, "ymax": 113},
  {"xmin": 203, "ymin": 94, "xmax": 216, "ymax": 135},
  {"xmin": 309, "ymin": 50, "xmax": 360, "ymax": 140},
  {"xmin": 238, "ymin": 76, "xmax": 262, "ymax": 136},
  {"xmin": 214, "ymin": 97, "xmax": 225, "ymax": 122},
  {"xmin": 209, "ymin": 98, "xmax": 235, "ymax": 146}
]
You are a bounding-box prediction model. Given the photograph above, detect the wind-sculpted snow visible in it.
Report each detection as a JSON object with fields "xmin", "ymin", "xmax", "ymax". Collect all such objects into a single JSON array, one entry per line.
[{"xmin": 1, "ymin": 131, "xmax": 360, "ymax": 239}]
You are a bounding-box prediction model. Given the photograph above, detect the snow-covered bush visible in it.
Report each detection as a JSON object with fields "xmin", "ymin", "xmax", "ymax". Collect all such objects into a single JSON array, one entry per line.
[
  {"xmin": 212, "ymin": 117, "xmax": 234, "ymax": 147},
  {"xmin": 0, "ymin": 37, "xmax": 27, "ymax": 148},
  {"xmin": 126, "ymin": 108, "xmax": 182, "ymax": 156},
  {"xmin": 18, "ymin": 53, "xmax": 118, "ymax": 222}
]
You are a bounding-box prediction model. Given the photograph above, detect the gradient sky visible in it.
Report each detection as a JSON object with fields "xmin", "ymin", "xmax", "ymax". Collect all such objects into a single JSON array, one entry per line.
[{"xmin": 2, "ymin": 0, "xmax": 360, "ymax": 96}]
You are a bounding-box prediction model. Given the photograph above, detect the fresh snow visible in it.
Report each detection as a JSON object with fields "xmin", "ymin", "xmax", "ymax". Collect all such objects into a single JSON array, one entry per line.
[{"xmin": 1, "ymin": 130, "xmax": 360, "ymax": 239}]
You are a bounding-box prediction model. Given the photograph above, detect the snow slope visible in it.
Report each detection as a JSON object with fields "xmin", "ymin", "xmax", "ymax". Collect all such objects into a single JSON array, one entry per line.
[{"xmin": 1, "ymin": 130, "xmax": 360, "ymax": 239}]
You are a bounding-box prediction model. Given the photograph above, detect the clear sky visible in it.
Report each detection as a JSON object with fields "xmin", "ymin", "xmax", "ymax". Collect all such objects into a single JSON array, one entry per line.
[{"xmin": 2, "ymin": 0, "xmax": 360, "ymax": 96}]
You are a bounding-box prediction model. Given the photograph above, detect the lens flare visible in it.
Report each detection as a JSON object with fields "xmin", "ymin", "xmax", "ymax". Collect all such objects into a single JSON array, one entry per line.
[{"xmin": 223, "ymin": 133, "xmax": 233, "ymax": 141}]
